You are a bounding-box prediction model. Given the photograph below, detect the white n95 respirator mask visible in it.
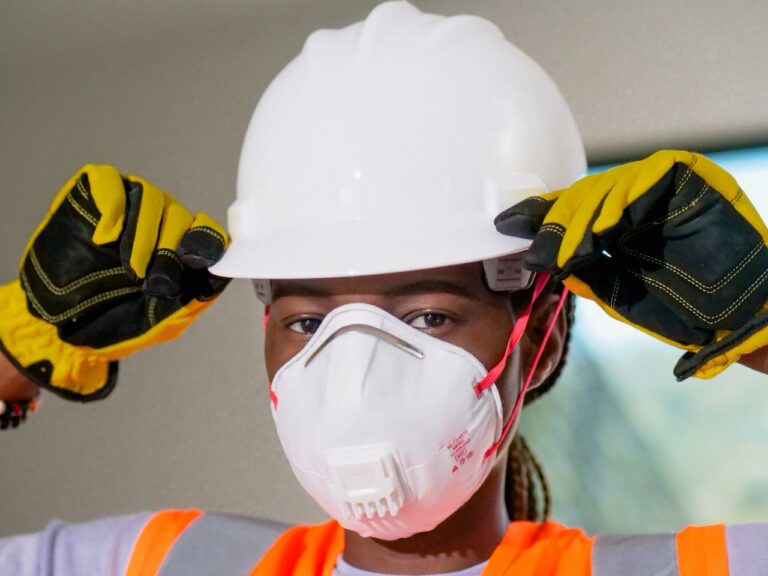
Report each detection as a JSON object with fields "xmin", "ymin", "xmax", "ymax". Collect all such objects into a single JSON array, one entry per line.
[{"xmin": 268, "ymin": 275, "xmax": 561, "ymax": 540}]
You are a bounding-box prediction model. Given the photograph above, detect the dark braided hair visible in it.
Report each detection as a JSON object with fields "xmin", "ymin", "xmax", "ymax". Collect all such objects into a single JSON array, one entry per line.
[{"xmin": 503, "ymin": 278, "xmax": 576, "ymax": 522}]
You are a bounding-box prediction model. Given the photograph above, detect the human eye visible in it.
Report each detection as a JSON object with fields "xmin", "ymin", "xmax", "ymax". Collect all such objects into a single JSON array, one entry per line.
[
  {"xmin": 406, "ymin": 311, "xmax": 451, "ymax": 331},
  {"xmin": 287, "ymin": 317, "xmax": 323, "ymax": 335}
]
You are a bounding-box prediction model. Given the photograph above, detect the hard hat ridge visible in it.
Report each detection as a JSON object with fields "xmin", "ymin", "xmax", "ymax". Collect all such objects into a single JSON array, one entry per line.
[{"xmin": 343, "ymin": 1, "xmax": 444, "ymax": 68}]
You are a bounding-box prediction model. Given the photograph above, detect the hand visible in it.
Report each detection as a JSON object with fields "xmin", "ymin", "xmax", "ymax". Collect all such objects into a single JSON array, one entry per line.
[
  {"xmin": 494, "ymin": 150, "xmax": 768, "ymax": 380},
  {"xmin": 0, "ymin": 350, "xmax": 39, "ymax": 429},
  {"xmin": 0, "ymin": 164, "xmax": 230, "ymax": 401}
]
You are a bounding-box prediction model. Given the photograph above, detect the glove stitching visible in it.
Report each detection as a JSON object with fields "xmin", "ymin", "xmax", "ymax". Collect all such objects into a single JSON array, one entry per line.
[
  {"xmin": 155, "ymin": 248, "xmax": 184, "ymax": 268},
  {"xmin": 675, "ymin": 311, "xmax": 768, "ymax": 379},
  {"xmin": 621, "ymin": 179, "xmax": 705, "ymax": 242},
  {"xmin": 615, "ymin": 163, "xmax": 696, "ymax": 246},
  {"xmin": 65, "ymin": 194, "xmax": 98, "ymax": 227},
  {"xmin": 673, "ymin": 155, "xmax": 696, "ymax": 195},
  {"xmin": 29, "ymin": 247, "xmax": 125, "ymax": 295},
  {"xmin": 610, "ymin": 277, "xmax": 621, "ymax": 309},
  {"xmin": 731, "ymin": 187, "xmax": 744, "ymax": 206},
  {"xmin": 188, "ymin": 226, "xmax": 226, "ymax": 245},
  {"xmin": 148, "ymin": 297, "xmax": 158, "ymax": 327},
  {"xmin": 538, "ymin": 224, "xmax": 565, "ymax": 237},
  {"xmin": 76, "ymin": 178, "xmax": 90, "ymax": 200},
  {"xmin": 626, "ymin": 266, "xmax": 768, "ymax": 325},
  {"xmin": 616, "ymin": 172, "xmax": 764, "ymax": 293},
  {"xmin": 619, "ymin": 241, "xmax": 763, "ymax": 294},
  {"xmin": 21, "ymin": 267, "xmax": 142, "ymax": 324}
]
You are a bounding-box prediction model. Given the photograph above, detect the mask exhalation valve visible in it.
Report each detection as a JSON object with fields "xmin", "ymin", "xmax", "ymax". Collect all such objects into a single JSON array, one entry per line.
[{"xmin": 325, "ymin": 443, "xmax": 408, "ymax": 520}]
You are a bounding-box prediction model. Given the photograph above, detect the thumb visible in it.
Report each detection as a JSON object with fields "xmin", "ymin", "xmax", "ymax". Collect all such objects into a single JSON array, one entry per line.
[
  {"xmin": 177, "ymin": 212, "xmax": 229, "ymax": 269},
  {"xmin": 494, "ymin": 191, "xmax": 561, "ymax": 240},
  {"xmin": 495, "ymin": 191, "xmax": 565, "ymax": 273}
]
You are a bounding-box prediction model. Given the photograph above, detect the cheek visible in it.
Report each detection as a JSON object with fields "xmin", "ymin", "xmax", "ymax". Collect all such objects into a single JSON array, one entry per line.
[
  {"xmin": 264, "ymin": 330, "xmax": 280, "ymax": 382},
  {"xmin": 461, "ymin": 307, "xmax": 520, "ymax": 416},
  {"xmin": 458, "ymin": 312, "xmax": 512, "ymax": 371},
  {"xmin": 264, "ymin": 319, "xmax": 303, "ymax": 381},
  {"xmin": 495, "ymin": 349, "xmax": 523, "ymax": 414}
]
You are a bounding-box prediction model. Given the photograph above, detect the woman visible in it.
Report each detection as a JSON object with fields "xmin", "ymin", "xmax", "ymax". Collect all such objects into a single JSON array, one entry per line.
[{"xmin": 2, "ymin": 2, "xmax": 768, "ymax": 574}]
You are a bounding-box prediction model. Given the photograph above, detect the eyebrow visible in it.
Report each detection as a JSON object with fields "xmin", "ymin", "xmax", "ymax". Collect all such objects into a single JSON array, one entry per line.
[
  {"xmin": 270, "ymin": 279, "xmax": 479, "ymax": 301},
  {"xmin": 270, "ymin": 283, "xmax": 330, "ymax": 300},
  {"xmin": 382, "ymin": 280, "xmax": 478, "ymax": 299}
]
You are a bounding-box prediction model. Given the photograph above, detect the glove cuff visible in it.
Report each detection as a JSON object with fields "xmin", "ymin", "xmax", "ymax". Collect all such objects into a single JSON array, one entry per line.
[
  {"xmin": 674, "ymin": 305, "xmax": 768, "ymax": 380},
  {"xmin": 0, "ymin": 280, "xmax": 118, "ymax": 401}
]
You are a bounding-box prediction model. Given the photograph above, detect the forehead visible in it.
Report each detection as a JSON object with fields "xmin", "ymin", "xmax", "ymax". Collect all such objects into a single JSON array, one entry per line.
[{"xmin": 268, "ymin": 262, "xmax": 490, "ymax": 301}]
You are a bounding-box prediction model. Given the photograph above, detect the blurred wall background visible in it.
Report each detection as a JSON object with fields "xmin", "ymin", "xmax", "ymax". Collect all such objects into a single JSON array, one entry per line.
[{"xmin": 1, "ymin": 0, "xmax": 767, "ymax": 536}]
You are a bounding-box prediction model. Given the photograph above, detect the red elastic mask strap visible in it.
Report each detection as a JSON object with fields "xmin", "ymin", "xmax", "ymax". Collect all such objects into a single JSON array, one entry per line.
[
  {"xmin": 481, "ymin": 274, "xmax": 570, "ymax": 460},
  {"xmin": 473, "ymin": 273, "xmax": 550, "ymax": 397},
  {"xmin": 263, "ymin": 306, "xmax": 278, "ymax": 408}
]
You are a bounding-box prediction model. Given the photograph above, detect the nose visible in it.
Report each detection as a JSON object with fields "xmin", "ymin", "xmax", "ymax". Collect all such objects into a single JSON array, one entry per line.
[
  {"xmin": 304, "ymin": 323, "xmax": 424, "ymax": 367},
  {"xmin": 318, "ymin": 323, "xmax": 424, "ymax": 402}
]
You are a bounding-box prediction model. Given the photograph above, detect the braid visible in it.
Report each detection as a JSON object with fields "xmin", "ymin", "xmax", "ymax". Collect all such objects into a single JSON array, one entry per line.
[
  {"xmin": 503, "ymin": 278, "xmax": 575, "ymax": 522},
  {"xmin": 505, "ymin": 435, "xmax": 529, "ymax": 520},
  {"xmin": 524, "ymin": 440, "xmax": 537, "ymax": 519}
]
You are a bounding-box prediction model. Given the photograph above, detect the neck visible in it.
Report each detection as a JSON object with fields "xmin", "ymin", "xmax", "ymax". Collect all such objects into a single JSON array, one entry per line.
[{"xmin": 342, "ymin": 460, "xmax": 510, "ymax": 574}]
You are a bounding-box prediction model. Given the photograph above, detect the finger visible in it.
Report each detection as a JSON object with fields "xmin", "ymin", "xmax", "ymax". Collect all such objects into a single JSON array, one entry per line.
[
  {"xmin": 85, "ymin": 164, "xmax": 128, "ymax": 245},
  {"xmin": 556, "ymin": 154, "xmax": 689, "ymax": 273},
  {"xmin": 144, "ymin": 195, "xmax": 194, "ymax": 299},
  {"xmin": 521, "ymin": 173, "xmax": 609, "ymax": 273},
  {"xmin": 157, "ymin": 195, "xmax": 194, "ymax": 251},
  {"xmin": 494, "ymin": 189, "xmax": 562, "ymax": 240},
  {"xmin": 119, "ymin": 177, "xmax": 166, "ymax": 280},
  {"xmin": 186, "ymin": 268, "xmax": 232, "ymax": 302},
  {"xmin": 544, "ymin": 171, "xmax": 618, "ymax": 272},
  {"xmin": 178, "ymin": 212, "xmax": 229, "ymax": 269},
  {"xmin": 523, "ymin": 220, "xmax": 565, "ymax": 273},
  {"xmin": 691, "ymin": 152, "xmax": 768, "ymax": 244},
  {"xmin": 592, "ymin": 150, "xmax": 692, "ymax": 235}
]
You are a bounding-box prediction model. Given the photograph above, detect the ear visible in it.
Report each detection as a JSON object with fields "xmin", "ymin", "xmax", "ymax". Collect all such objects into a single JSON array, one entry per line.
[{"xmin": 514, "ymin": 288, "xmax": 570, "ymax": 392}]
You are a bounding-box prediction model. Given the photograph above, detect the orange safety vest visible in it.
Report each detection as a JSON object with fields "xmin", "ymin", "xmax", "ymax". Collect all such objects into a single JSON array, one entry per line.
[
  {"xmin": 250, "ymin": 520, "xmax": 730, "ymax": 575},
  {"xmin": 250, "ymin": 520, "xmax": 594, "ymax": 575},
  {"xmin": 124, "ymin": 509, "xmax": 737, "ymax": 575}
]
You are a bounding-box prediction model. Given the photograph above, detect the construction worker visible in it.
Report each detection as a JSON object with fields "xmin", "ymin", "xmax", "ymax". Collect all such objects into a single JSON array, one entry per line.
[{"xmin": 2, "ymin": 2, "xmax": 768, "ymax": 574}]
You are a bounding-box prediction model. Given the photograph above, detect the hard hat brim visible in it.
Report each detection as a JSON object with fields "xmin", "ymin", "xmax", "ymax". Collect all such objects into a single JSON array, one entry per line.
[{"xmin": 210, "ymin": 218, "xmax": 531, "ymax": 280}]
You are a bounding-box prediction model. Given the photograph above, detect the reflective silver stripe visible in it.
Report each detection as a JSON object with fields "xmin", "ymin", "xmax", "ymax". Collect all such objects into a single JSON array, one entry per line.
[
  {"xmin": 726, "ymin": 523, "xmax": 768, "ymax": 575},
  {"xmin": 593, "ymin": 533, "xmax": 679, "ymax": 576},
  {"xmin": 157, "ymin": 513, "xmax": 288, "ymax": 576}
]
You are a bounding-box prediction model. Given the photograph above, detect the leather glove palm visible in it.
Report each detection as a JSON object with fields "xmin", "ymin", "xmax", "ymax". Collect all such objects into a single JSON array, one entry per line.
[
  {"xmin": 494, "ymin": 150, "xmax": 768, "ymax": 380},
  {"xmin": 0, "ymin": 165, "xmax": 230, "ymax": 400}
]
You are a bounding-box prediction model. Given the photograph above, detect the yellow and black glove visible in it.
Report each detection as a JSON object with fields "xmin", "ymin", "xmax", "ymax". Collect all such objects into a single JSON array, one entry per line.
[
  {"xmin": 494, "ymin": 150, "xmax": 768, "ymax": 380},
  {"xmin": 0, "ymin": 164, "xmax": 230, "ymax": 401}
]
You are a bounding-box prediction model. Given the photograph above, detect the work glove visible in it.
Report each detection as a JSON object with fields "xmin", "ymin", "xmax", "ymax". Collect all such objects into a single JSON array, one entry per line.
[
  {"xmin": 0, "ymin": 164, "xmax": 230, "ymax": 401},
  {"xmin": 494, "ymin": 150, "xmax": 768, "ymax": 380}
]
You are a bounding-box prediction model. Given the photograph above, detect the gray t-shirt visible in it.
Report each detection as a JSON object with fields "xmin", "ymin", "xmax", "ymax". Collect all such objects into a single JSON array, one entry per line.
[
  {"xmin": 0, "ymin": 513, "xmax": 487, "ymax": 576},
  {"xmin": 334, "ymin": 556, "xmax": 487, "ymax": 576},
  {"xmin": 5, "ymin": 511, "xmax": 768, "ymax": 575}
]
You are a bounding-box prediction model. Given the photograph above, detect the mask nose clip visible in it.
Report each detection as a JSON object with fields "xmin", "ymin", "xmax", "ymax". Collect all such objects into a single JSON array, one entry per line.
[
  {"xmin": 325, "ymin": 443, "xmax": 409, "ymax": 520},
  {"xmin": 304, "ymin": 323, "xmax": 424, "ymax": 366}
]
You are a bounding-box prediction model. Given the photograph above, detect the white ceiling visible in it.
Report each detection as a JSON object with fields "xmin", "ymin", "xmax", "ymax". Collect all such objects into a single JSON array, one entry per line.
[{"xmin": 2, "ymin": 0, "xmax": 767, "ymax": 163}]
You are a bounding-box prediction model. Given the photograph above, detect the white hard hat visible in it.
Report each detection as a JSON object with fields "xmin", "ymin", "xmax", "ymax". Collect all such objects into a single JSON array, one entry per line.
[{"xmin": 210, "ymin": 1, "xmax": 586, "ymax": 280}]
